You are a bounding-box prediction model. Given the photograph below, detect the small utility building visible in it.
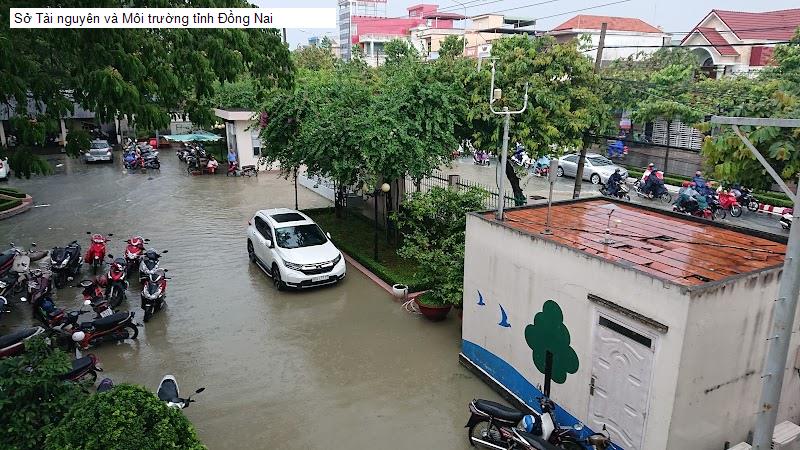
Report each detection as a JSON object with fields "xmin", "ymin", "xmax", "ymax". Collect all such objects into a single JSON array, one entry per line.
[
  {"xmin": 214, "ymin": 108, "xmax": 262, "ymax": 170},
  {"xmin": 461, "ymin": 198, "xmax": 795, "ymax": 450}
]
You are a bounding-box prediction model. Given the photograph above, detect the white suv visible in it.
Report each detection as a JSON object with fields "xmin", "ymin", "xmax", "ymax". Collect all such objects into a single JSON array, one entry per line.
[{"xmin": 246, "ymin": 208, "xmax": 345, "ymax": 290}]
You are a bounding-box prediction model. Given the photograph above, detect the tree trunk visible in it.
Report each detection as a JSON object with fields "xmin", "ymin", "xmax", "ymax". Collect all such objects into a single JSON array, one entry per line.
[
  {"xmin": 572, "ymin": 133, "xmax": 592, "ymax": 199},
  {"xmin": 505, "ymin": 160, "xmax": 524, "ymax": 206},
  {"xmin": 334, "ymin": 185, "xmax": 345, "ymax": 218}
]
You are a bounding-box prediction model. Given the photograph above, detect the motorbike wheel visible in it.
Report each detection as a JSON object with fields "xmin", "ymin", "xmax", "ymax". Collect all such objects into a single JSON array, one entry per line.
[
  {"xmin": 467, "ymin": 420, "xmax": 503, "ymax": 447},
  {"xmin": 748, "ymin": 201, "xmax": 760, "ymax": 212},
  {"xmin": 659, "ymin": 192, "xmax": 672, "ymax": 204},
  {"xmin": 143, "ymin": 306, "xmax": 153, "ymax": 323},
  {"xmin": 714, "ymin": 208, "xmax": 726, "ymax": 221},
  {"xmin": 623, "ymin": 194, "xmax": 631, "ymax": 201},
  {"xmin": 730, "ymin": 205, "xmax": 743, "ymax": 218},
  {"xmin": 124, "ymin": 324, "xmax": 139, "ymax": 340}
]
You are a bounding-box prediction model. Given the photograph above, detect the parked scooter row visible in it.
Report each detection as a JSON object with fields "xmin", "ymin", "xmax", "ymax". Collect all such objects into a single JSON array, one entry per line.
[
  {"xmin": 123, "ymin": 139, "xmax": 161, "ymax": 170},
  {"xmin": 466, "ymin": 397, "xmax": 616, "ymax": 450}
]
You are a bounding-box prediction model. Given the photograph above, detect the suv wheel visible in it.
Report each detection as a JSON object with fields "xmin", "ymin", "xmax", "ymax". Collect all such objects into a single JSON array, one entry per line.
[
  {"xmin": 272, "ymin": 264, "xmax": 285, "ymax": 291},
  {"xmin": 247, "ymin": 241, "xmax": 255, "ymax": 263}
]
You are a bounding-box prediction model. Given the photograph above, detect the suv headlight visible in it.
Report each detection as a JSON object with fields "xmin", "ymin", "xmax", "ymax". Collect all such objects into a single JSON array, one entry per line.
[{"xmin": 283, "ymin": 260, "xmax": 303, "ymax": 271}]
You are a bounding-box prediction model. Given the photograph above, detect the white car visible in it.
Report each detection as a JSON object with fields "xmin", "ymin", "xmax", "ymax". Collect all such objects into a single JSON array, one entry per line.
[
  {"xmin": 0, "ymin": 157, "xmax": 9, "ymax": 181},
  {"xmin": 556, "ymin": 153, "xmax": 628, "ymax": 185},
  {"xmin": 246, "ymin": 208, "xmax": 345, "ymax": 290},
  {"xmin": 84, "ymin": 139, "xmax": 113, "ymax": 163}
]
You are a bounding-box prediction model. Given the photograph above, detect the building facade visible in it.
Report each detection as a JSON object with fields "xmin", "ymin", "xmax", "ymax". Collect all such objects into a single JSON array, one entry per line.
[
  {"xmin": 681, "ymin": 8, "xmax": 800, "ymax": 77},
  {"xmin": 462, "ymin": 198, "xmax": 799, "ymax": 450}
]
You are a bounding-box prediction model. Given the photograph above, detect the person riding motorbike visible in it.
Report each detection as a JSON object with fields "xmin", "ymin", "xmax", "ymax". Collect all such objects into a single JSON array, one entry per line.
[
  {"xmin": 606, "ymin": 168, "xmax": 624, "ymax": 196},
  {"xmin": 643, "ymin": 167, "xmax": 664, "ymax": 197},
  {"xmin": 641, "ymin": 163, "xmax": 655, "ymax": 183},
  {"xmin": 692, "ymin": 171, "xmax": 712, "ymax": 196}
]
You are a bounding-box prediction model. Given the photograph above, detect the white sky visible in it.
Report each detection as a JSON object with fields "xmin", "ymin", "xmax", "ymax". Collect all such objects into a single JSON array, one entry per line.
[{"xmin": 253, "ymin": 0, "xmax": 799, "ymax": 49}]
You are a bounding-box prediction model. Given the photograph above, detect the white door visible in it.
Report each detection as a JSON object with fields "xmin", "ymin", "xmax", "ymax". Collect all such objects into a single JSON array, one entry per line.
[{"xmin": 588, "ymin": 315, "xmax": 655, "ymax": 450}]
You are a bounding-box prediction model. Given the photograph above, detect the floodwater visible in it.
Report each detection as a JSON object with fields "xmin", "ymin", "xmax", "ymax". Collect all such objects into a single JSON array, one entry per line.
[{"xmin": 0, "ymin": 152, "xmax": 502, "ymax": 449}]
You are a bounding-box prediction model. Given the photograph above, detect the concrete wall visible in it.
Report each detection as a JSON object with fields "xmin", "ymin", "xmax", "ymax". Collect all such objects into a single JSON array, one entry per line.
[
  {"xmin": 668, "ymin": 268, "xmax": 800, "ymax": 449},
  {"xmin": 553, "ymin": 32, "xmax": 667, "ymax": 62},
  {"xmin": 462, "ymin": 213, "xmax": 691, "ymax": 449},
  {"xmin": 624, "ymin": 145, "xmax": 703, "ymax": 177}
]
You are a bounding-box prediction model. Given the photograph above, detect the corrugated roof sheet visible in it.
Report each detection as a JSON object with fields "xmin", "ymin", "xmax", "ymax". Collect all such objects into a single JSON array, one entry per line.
[
  {"xmin": 697, "ymin": 27, "xmax": 739, "ymax": 55},
  {"xmin": 552, "ymin": 14, "xmax": 663, "ymax": 34},
  {"xmin": 481, "ymin": 199, "xmax": 786, "ymax": 287}
]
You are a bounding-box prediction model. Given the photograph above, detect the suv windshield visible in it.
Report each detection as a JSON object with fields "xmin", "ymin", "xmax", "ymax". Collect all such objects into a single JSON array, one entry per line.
[
  {"xmin": 587, "ymin": 156, "xmax": 613, "ymax": 166},
  {"xmin": 275, "ymin": 224, "xmax": 327, "ymax": 249},
  {"xmin": 91, "ymin": 141, "xmax": 108, "ymax": 149}
]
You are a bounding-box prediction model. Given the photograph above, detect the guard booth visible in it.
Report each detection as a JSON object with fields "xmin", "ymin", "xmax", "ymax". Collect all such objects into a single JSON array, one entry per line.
[
  {"xmin": 461, "ymin": 198, "xmax": 798, "ymax": 449},
  {"xmin": 214, "ymin": 108, "xmax": 263, "ymax": 170}
]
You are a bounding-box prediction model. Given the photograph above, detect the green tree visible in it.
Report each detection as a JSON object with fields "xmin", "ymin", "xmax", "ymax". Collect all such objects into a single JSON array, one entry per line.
[
  {"xmin": 45, "ymin": 384, "xmax": 205, "ymax": 450},
  {"xmin": 383, "ymin": 39, "xmax": 419, "ymax": 66},
  {"xmin": 0, "ymin": 0, "xmax": 292, "ymax": 176},
  {"xmin": 524, "ymin": 300, "xmax": 579, "ymax": 384},
  {"xmin": 213, "ymin": 77, "xmax": 261, "ymax": 111},
  {"xmin": 394, "ymin": 186, "xmax": 486, "ymax": 306},
  {"xmin": 464, "ymin": 35, "xmax": 605, "ymax": 203},
  {"xmin": 438, "ymin": 35, "xmax": 465, "ymax": 59},
  {"xmin": 293, "ymin": 44, "xmax": 336, "ymax": 72},
  {"xmin": 0, "ymin": 338, "xmax": 88, "ymax": 450}
]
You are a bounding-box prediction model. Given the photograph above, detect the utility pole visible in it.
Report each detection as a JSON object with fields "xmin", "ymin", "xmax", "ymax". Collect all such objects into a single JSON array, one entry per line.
[
  {"xmin": 282, "ymin": 28, "xmax": 287, "ymax": 45},
  {"xmin": 710, "ymin": 116, "xmax": 800, "ymax": 450},
  {"xmin": 573, "ymin": 22, "xmax": 607, "ymax": 199},
  {"xmin": 489, "ymin": 61, "xmax": 529, "ymax": 221}
]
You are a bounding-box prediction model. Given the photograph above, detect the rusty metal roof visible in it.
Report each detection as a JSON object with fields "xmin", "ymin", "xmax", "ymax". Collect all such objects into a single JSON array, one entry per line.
[{"xmin": 480, "ymin": 199, "xmax": 786, "ymax": 287}]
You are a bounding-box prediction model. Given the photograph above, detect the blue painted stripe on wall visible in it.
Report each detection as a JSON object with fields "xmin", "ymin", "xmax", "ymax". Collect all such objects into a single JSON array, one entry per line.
[{"xmin": 462, "ymin": 339, "xmax": 625, "ymax": 449}]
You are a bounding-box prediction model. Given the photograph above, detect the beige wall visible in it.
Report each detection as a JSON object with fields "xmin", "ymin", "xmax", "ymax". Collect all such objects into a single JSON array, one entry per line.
[{"xmin": 462, "ymin": 213, "xmax": 690, "ymax": 449}]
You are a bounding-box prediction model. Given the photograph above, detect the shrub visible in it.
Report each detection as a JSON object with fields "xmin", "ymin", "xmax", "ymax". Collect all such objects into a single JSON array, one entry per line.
[{"xmin": 45, "ymin": 384, "xmax": 205, "ymax": 450}]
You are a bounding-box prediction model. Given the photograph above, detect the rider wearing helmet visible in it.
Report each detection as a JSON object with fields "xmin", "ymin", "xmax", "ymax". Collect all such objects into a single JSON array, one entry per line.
[
  {"xmin": 606, "ymin": 168, "xmax": 623, "ymax": 197},
  {"xmin": 641, "ymin": 163, "xmax": 655, "ymax": 183}
]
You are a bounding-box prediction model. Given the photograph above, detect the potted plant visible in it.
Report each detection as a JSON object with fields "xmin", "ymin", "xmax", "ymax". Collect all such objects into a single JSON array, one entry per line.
[{"xmin": 394, "ymin": 186, "xmax": 486, "ymax": 322}]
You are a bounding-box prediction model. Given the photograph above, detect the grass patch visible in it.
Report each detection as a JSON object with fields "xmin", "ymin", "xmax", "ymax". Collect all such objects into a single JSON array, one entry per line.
[
  {"xmin": 304, "ymin": 207, "xmax": 428, "ymax": 291},
  {"xmin": 0, "ymin": 199, "xmax": 22, "ymax": 212},
  {"xmin": 0, "ymin": 187, "xmax": 26, "ymax": 199}
]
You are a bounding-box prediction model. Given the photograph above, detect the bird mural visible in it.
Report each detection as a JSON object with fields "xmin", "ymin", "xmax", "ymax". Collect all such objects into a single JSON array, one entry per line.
[
  {"xmin": 477, "ymin": 290, "xmax": 485, "ymax": 306},
  {"xmin": 498, "ymin": 304, "xmax": 511, "ymax": 327}
]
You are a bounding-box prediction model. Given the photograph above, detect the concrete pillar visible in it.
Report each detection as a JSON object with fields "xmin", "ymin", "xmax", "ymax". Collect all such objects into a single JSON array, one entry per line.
[
  {"xmin": 115, "ymin": 117, "xmax": 121, "ymax": 146},
  {"xmin": 715, "ymin": 65, "xmax": 725, "ymax": 79},
  {"xmin": 0, "ymin": 121, "xmax": 5, "ymax": 147},
  {"xmin": 370, "ymin": 41, "xmax": 374, "ymax": 56},
  {"xmin": 59, "ymin": 118, "xmax": 67, "ymax": 146}
]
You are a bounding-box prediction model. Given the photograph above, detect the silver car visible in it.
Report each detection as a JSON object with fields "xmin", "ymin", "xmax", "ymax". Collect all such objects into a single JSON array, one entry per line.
[
  {"xmin": 556, "ymin": 153, "xmax": 628, "ymax": 185},
  {"xmin": 84, "ymin": 140, "xmax": 113, "ymax": 163}
]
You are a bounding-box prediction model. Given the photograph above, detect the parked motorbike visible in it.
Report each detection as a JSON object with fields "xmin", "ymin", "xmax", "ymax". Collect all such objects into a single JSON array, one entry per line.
[
  {"xmin": 532, "ymin": 156, "xmax": 551, "ymax": 177},
  {"xmin": 141, "ymin": 269, "xmax": 169, "ymax": 322},
  {"xmin": 50, "ymin": 240, "xmax": 82, "ymax": 288},
  {"xmin": 157, "ymin": 375, "xmax": 205, "ymax": 409},
  {"xmin": 104, "ymin": 255, "xmax": 129, "ymax": 309},
  {"xmin": 473, "ymin": 149, "xmax": 490, "ymax": 166},
  {"xmin": 84, "ymin": 233, "xmax": 112, "ymax": 274},
  {"xmin": 123, "ymin": 149, "xmax": 140, "ymax": 169},
  {"xmin": 733, "ymin": 186, "xmax": 760, "ymax": 212},
  {"xmin": 55, "ymin": 302, "xmax": 139, "ymax": 350},
  {"xmin": 717, "ymin": 191, "xmax": 742, "ymax": 218},
  {"xmin": 781, "ymin": 213, "xmax": 792, "ymax": 230},
  {"xmin": 60, "ymin": 354, "xmax": 103, "ymax": 382},
  {"xmin": 79, "ymin": 279, "xmax": 114, "ymax": 318},
  {"xmin": 141, "ymin": 150, "xmax": 161, "ymax": 169},
  {"xmin": 124, "ymin": 236, "xmax": 147, "ymax": 276},
  {"xmin": 21, "ymin": 268, "xmax": 52, "ymax": 306},
  {"xmin": 3, "ymin": 242, "xmax": 49, "ymax": 294},
  {"xmin": 466, "ymin": 399, "xmax": 528, "ymax": 449},
  {"xmin": 0, "ymin": 326, "xmax": 45, "ymax": 358},
  {"xmin": 511, "ymin": 145, "xmax": 532, "ymax": 169},
  {"xmin": 599, "ymin": 180, "xmax": 630, "ymax": 201},
  {"xmin": 139, "ymin": 249, "xmax": 167, "ymax": 284},
  {"xmin": 673, "ymin": 197, "xmax": 714, "ymax": 220}
]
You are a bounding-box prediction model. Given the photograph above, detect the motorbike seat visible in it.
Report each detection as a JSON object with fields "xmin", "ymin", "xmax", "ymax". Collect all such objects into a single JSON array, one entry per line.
[
  {"xmin": 61, "ymin": 356, "xmax": 93, "ymax": 379},
  {"xmin": 474, "ymin": 400, "xmax": 525, "ymax": 423},
  {"xmin": 0, "ymin": 327, "xmax": 39, "ymax": 349},
  {"xmin": 84, "ymin": 312, "xmax": 130, "ymax": 329},
  {"xmin": 0, "ymin": 252, "xmax": 14, "ymax": 271},
  {"xmin": 517, "ymin": 431, "xmax": 559, "ymax": 450}
]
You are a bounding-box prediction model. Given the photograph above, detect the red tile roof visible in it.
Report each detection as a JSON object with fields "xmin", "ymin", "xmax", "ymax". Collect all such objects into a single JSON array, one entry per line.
[
  {"xmin": 715, "ymin": 8, "xmax": 800, "ymax": 40},
  {"xmin": 750, "ymin": 46, "xmax": 775, "ymax": 66},
  {"xmin": 552, "ymin": 15, "xmax": 662, "ymax": 34},
  {"xmin": 696, "ymin": 27, "xmax": 739, "ymax": 55},
  {"xmin": 481, "ymin": 199, "xmax": 786, "ymax": 287}
]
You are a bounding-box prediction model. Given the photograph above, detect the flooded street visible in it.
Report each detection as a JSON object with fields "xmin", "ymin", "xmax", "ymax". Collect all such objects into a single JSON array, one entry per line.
[{"xmin": 0, "ymin": 153, "xmax": 501, "ymax": 449}]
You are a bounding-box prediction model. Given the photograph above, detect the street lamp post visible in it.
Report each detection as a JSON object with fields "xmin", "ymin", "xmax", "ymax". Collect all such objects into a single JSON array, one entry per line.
[
  {"xmin": 368, "ymin": 182, "xmax": 391, "ymax": 261},
  {"xmin": 450, "ymin": 0, "xmax": 467, "ymax": 55},
  {"xmin": 489, "ymin": 61, "xmax": 528, "ymax": 221}
]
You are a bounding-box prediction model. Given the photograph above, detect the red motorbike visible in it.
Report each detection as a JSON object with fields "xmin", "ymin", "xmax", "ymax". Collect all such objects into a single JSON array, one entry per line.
[
  {"xmin": 61, "ymin": 354, "xmax": 103, "ymax": 382},
  {"xmin": 79, "ymin": 278, "xmax": 114, "ymax": 318},
  {"xmin": 124, "ymin": 236, "xmax": 147, "ymax": 276},
  {"xmin": 84, "ymin": 233, "xmax": 112, "ymax": 274},
  {"xmin": 717, "ymin": 191, "xmax": 743, "ymax": 218},
  {"xmin": 104, "ymin": 255, "xmax": 128, "ymax": 309},
  {"xmin": 55, "ymin": 302, "xmax": 139, "ymax": 350}
]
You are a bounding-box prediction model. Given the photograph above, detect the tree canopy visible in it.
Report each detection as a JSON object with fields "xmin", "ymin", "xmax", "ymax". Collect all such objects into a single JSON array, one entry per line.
[{"xmin": 0, "ymin": 0, "xmax": 292, "ymax": 176}]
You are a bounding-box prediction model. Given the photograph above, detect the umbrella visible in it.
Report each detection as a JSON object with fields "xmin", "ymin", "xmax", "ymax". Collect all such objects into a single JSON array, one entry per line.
[{"xmin": 162, "ymin": 131, "xmax": 222, "ymax": 142}]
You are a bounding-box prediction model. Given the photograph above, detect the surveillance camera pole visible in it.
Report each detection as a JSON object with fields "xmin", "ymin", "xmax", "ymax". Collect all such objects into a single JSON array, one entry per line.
[{"xmin": 489, "ymin": 61, "xmax": 528, "ymax": 221}]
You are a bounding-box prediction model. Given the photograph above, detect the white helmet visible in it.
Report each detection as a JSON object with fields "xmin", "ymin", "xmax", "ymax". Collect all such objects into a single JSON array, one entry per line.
[{"xmin": 71, "ymin": 331, "xmax": 86, "ymax": 342}]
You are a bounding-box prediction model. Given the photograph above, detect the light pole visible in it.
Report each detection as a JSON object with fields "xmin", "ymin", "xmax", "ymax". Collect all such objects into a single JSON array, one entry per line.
[
  {"xmin": 489, "ymin": 61, "xmax": 528, "ymax": 221},
  {"xmin": 367, "ymin": 182, "xmax": 391, "ymax": 261}
]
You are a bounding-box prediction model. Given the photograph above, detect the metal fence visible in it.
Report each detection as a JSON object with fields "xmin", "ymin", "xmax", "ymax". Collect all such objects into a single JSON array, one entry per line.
[{"xmin": 404, "ymin": 169, "xmax": 516, "ymax": 210}]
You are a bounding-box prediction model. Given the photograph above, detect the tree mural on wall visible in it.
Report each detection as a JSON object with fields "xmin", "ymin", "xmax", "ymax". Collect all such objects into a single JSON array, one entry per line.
[{"xmin": 524, "ymin": 300, "xmax": 579, "ymax": 396}]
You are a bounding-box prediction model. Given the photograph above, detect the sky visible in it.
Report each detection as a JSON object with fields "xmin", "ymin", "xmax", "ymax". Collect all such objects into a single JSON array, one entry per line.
[{"xmin": 253, "ymin": 0, "xmax": 799, "ymax": 49}]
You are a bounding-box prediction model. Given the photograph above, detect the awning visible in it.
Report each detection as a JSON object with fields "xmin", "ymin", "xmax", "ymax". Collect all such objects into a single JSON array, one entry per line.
[{"xmin": 162, "ymin": 131, "xmax": 222, "ymax": 142}]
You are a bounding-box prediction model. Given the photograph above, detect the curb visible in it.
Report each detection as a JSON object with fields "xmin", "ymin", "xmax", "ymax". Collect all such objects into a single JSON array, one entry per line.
[
  {"xmin": 341, "ymin": 251, "xmax": 425, "ymax": 302},
  {"xmin": 0, "ymin": 195, "xmax": 32, "ymax": 221},
  {"xmin": 758, "ymin": 204, "xmax": 793, "ymax": 217}
]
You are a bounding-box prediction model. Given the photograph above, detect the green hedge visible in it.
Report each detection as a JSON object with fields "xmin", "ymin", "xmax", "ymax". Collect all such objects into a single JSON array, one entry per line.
[
  {"xmin": 0, "ymin": 187, "xmax": 26, "ymax": 199},
  {"xmin": 0, "ymin": 199, "xmax": 22, "ymax": 212},
  {"xmin": 304, "ymin": 207, "xmax": 429, "ymax": 291}
]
